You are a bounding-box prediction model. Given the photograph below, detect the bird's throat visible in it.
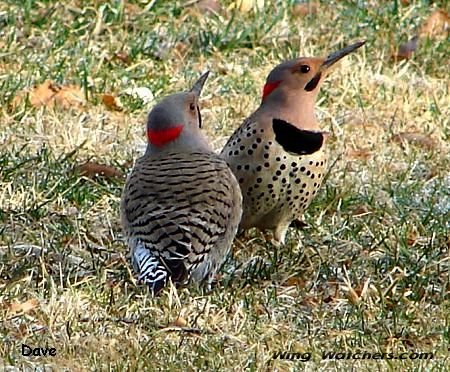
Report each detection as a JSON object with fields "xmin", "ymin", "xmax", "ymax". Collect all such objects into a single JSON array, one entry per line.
[{"xmin": 147, "ymin": 125, "xmax": 183, "ymax": 147}]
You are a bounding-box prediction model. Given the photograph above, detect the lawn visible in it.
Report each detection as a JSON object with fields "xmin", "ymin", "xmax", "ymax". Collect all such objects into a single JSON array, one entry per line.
[{"xmin": 0, "ymin": 0, "xmax": 449, "ymax": 370}]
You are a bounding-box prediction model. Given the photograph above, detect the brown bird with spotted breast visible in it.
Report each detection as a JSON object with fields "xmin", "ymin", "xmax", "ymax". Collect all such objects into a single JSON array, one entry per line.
[{"xmin": 221, "ymin": 41, "xmax": 365, "ymax": 244}]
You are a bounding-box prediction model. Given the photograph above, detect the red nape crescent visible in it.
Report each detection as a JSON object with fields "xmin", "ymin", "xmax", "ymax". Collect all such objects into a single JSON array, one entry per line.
[
  {"xmin": 147, "ymin": 125, "xmax": 183, "ymax": 147},
  {"xmin": 262, "ymin": 80, "xmax": 281, "ymax": 100}
]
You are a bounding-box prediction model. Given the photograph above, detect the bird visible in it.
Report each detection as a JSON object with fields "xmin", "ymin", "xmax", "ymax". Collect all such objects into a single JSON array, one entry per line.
[
  {"xmin": 221, "ymin": 41, "xmax": 365, "ymax": 245},
  {"xmin": 120, "ymin": 72, "xmax": 242, "ymax": 294}
]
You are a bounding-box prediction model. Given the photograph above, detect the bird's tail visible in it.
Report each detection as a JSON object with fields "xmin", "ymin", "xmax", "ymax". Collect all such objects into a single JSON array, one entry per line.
[{"xmin": 131, "ymin": 240, "xmax": 168, "ymax": 294}]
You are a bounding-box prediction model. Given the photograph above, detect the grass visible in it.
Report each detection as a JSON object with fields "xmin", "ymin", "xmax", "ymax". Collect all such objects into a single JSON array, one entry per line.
[{"xmin": 0, "ymin": 0, "xmax": 449, "ymax": 370}]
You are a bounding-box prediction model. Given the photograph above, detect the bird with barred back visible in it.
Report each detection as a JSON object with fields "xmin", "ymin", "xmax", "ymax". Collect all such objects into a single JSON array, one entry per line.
[
  {"xmin": 121, "ymin": 72, "xmax": 242, "ymax": 294},
  {"xmin": 221, "ymin": 41, "xmax": 365, "ymax": 244}
]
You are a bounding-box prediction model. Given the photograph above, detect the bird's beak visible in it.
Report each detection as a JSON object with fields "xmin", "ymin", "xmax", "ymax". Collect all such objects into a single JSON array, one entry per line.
[
  {"xmin": 304, "ymin": 40, "xmax": 365, "ymax": 92},
  {"xmin": 321, "ymin": 40, "xmax": 366, "ymax": 70},
  {"xmin": 190, "ymin": 71, "xmax": 210, "ymax": 97}
]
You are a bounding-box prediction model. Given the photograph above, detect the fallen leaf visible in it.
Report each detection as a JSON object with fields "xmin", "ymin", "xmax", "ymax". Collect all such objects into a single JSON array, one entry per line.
[
  {"xmin": 292, "ymin": 2, "xmax": 318, "ymax": 17},
  {"xmin": 9, "ymin": 299, "xmax": 39, "ymax": 314},
  {"xmin": 171, "ymin": 316, "xmax": 188, "ymax": 327},
  {"xmin": 54, "ymin": 84, "xmax": 85, "ymax": 108},
  {"xmin": 345, "ymin": 286, "xmax": 360, "ymax": 305},
  {"xmin": 102, "ymin": 94, "xmax": 123, "ymax": 111},
  {"xmin": 114, "ymin": 51, "xmax": 131, "ymax": 65},
  {"xmin": 195, "ymin": 0, "xmax": 222, "ymax": 14},
  {"xmin": 77, "ymin": 162, "xmax": 124, "ymax": 179},
  {"xmin": 230, "ymin": 0, "xmax": 264, "ymax": 13},
  {"xmin": 11, "ymin": 80, "xmax": 86, "ymax": 109},
  {"xmin": 391, "ymin": 132, "xmax": 435, "ymax": 150},
  {"xmin": 391, "ymin": 35, "xmax": 419, "ymax": 62},
  {"xmin": 419, "ymin": 9, "xmax": 450, "ymax": 39},
  {"xmin": 345, "ymin": 147, "xmax": 372, "ymax": 160},
  {"xmin": 122, "ymin": 87, "xmax": 154, "ymax": 104},
  {"xmin": 351, "ymin": 205, "xmax": 370, "ymax": 216},
  {"xmin": 283, "ymin": 277, "xmax": 306, "ymax": 287}
]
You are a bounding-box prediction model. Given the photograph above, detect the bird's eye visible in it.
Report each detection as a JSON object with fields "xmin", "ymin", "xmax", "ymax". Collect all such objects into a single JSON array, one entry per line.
[
  {"xmin": 189, "ymin": 103, "xmax": 196, "ymax": 111},
  {"xmin": 300, "ymin": 65, "xmax": 310, "ymax": 73}
]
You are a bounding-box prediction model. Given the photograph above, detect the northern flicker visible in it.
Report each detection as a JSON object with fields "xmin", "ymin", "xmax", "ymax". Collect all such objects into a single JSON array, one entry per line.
[
  {"xmin": 121, "ymin": 72, "xmax": 242, "ymax": 294},
  {"xmin": 221, "ymin": 41, "xmax": 365, "ymax": 244}
]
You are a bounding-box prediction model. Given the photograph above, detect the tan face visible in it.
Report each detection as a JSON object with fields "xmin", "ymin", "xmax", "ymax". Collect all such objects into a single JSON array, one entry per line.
[{"xmin": 285, "ymin": 57, "xmax": 328, "ymax": 93}]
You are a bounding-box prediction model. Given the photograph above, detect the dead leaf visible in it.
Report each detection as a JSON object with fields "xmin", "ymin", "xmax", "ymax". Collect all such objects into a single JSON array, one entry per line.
[
  {"xmin": 102, "ymin": 94, "xmax": 123, "ymax": 111},
  {"xmin": 391, "ymin": 36, "xmax": 419, "ymax": 62},
  {"xmin": 195, "ymin": 0, "xmax": 222, "ymax": 14},
  {"xmin": 54, "ymin": 84, "xmax": 85, "ymax": 108},
  {"xmin": 345, "ymin": 286, "xmax": 360, "ymax": 305},
  {"xmin": 419, "ymin": 9, "xmax": 450, "ymax": 39},
  {"xmin": 77, "ymin": 162, "xmax": 124, "ymax": 179},
  {"xmin": 391, "ymin": 132, "xmax": 436, "ymax": 150},
  {"xmin": 345, "ymin": 147, "xmax": 372, "ymax": 160},
  {"xmin": 171, "ymin": 316, "xmax": 188, "ymax": 327},
  {"xmin": 229, "ymin": 0, "xmax": 264, "ymax": 13},
  {"xmin": 283, "ymin": 277, "xmax": 306, "ymax": 287},
  {"xmin": 292, "ymin": 2, "xmax": 318, "ymax": 17},
  {"xmin": 11, "ymin": 80, "xmax": 86, "ymax": 109},
  {"xmin": 122, "ymin": 87, "xmax": 154, "ymax": 104},
  {"xmin": 114, "ymin": 51, "xmax": 131, "ymax": 65},
  {"xmin": 9, "ymin": 299, "xmax": 39, "ymax": 314}
]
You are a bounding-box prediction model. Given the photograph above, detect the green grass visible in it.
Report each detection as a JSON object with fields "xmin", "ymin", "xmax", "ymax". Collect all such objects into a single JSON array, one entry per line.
[{"xmin": 1, "ymin": 0, "xmax": 449, "ymax": 370}]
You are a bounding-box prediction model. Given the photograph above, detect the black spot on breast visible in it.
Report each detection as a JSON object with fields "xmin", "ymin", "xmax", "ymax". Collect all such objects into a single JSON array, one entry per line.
[
  {"xmin": 252, "ymin": 144, "xmax": 257, "ymax": 149},
  {"xmin": 280, "ymin": 164, "xmax": 286, "ymax": 170},
  {"xmin": 244, "ymin": 165, "xmax": 250, "ymax": 170},
  {"xmin": 240, "ymin": 145, "xmax": 245, "ymax": 150},
  {"xmin": 256, "ymin": 165, "xmax": 262, "ymax": 171},
  {"xmin": 247, "ymin": 149, "xmax": 253, "ymax": 155},
  {"xmin": 264, "ymin": 162, "xmax": 270, "ymax": 167},
  {"xmin": 264, "ymin": 153, "xmax": 269, "ymax": 159}
]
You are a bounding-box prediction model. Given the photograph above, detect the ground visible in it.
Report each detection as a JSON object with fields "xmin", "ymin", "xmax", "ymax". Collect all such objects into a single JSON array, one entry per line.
[{"xmin": 0, "ymin": 0, "xmax": 449, "ymax": 370}]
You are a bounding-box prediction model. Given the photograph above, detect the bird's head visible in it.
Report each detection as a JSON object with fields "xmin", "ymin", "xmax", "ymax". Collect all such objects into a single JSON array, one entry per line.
[
  {"xmin": 146, "ymin": 71, "xmax": 210, "ymax": 152},
  {"xmin": 261, "ymin": 41, "xmax": 365, "ymax": 102}
]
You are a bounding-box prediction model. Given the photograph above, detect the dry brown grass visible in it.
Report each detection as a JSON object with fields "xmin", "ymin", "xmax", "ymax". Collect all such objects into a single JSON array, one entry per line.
[{"xmin": 1, "ymin": 1, "xmax": 449, "ymax": 370}]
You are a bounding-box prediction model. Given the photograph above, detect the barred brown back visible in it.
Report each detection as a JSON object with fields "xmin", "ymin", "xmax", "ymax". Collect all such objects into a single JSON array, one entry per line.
[{"xmin": 121, "ymin": 151, "xmax": 242, "ymax": 292}]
